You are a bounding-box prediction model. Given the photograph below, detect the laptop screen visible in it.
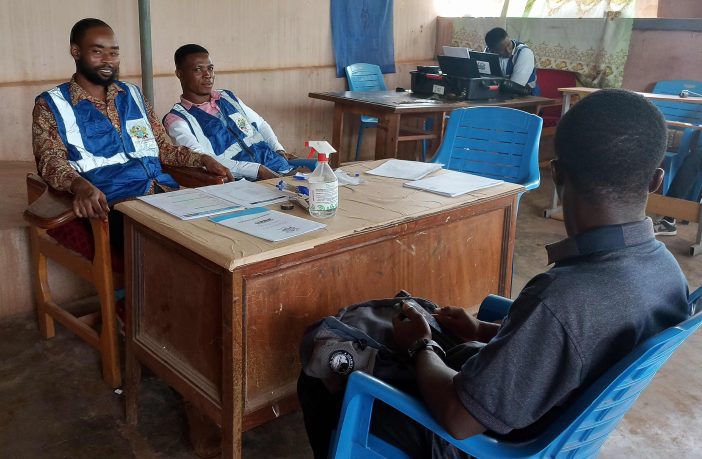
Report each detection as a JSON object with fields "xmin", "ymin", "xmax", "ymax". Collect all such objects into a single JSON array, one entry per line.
[
  {"xmin": 437, "ymin": 55, "xmax": 480, "ymax": 79},
  {"xmin": 466, "ymin": 51, "xmax": 504, "ymax": 77}
]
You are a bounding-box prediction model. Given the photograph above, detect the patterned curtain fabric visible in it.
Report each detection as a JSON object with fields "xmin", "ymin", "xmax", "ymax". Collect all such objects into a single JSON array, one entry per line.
[
  {"xmin": 521, "ymin": 0, "xmax": 636, "ymax": 18},
  {"xmin": 450, "ymin": 17, "xmax": 634, "ymax": 88}
]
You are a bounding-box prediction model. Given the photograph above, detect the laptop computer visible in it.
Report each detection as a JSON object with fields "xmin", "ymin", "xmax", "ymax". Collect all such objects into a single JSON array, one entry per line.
[
  {"xmin": 442, "ymin": 46, "xmax": 472, "ymax": 58},
  {"xmin": 466, "ymin": 51, "xmax": 504, "ymax": 77},
  {"xmin": 437, "ymin": 55, "xmax": 481, "ymax": 79}
]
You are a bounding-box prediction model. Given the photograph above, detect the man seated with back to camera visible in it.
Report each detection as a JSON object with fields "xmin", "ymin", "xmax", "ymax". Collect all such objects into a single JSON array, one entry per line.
[
  {"xmin": 163, "ymin": 44, "xmax": 303, "ymax": 181},
  {"xmin": 484, "ymin": 27, "xmax": 540, "ymax": 95},
  {"xmin": 297, "ymin": 89, "xmax": 690, "ymax": 459}
]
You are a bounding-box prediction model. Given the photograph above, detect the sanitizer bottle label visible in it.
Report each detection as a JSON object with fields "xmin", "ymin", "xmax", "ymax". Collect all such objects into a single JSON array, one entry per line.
[{"xmin": 309, "ymin": 181, "xmax": 338, "ymax": 211}]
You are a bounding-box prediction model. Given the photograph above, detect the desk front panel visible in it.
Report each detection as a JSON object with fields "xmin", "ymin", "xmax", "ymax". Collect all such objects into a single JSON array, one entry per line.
[{"xmin": 126, "ymin": 190, "xmax": 517, "ymax": 436}]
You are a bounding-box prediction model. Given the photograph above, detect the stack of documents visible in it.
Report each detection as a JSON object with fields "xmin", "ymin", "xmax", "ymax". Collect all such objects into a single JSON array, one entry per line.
[
  {"xmin": 210, "ymin": 208, "xmax": 325, "ymax": 242},
  {"xmin": 366, "ymin": 159, "xmax": 443, "ymax": 180},
  {"xmin": 404, "ymin": 170, "xmax": 503, "ymax": 197},
  {"xmin": 138, "ymin": 180, "xmax": 290, "ymax": 220}
]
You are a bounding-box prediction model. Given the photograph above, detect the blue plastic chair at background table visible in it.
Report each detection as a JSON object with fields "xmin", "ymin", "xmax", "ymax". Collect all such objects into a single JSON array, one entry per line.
[
  {"xmin": 331, "ymin": 286, "xmax": 702, "ymax": 459},
  {"xmin": 431, "ymin": 106, "xmax": 543, "ymax": 211},
  {"xmin": 345, "ymin": 63, "xmax": 429, "ymax": 161},
  {"xmin": 650, "ymin": 80, "xmax": 702, "ymax": 198}
]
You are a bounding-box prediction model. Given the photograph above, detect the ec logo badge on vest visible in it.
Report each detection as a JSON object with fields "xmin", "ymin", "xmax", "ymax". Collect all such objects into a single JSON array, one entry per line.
[
  {"xmin": 128, "ymin": 124, "xmax": 150, "ymax": 139},
  {"xmin": 230, "ymin": 113, "xmax": 255, "ymax": 137}
]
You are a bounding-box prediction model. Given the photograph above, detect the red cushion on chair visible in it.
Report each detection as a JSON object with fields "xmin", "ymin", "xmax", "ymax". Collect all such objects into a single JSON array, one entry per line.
[
  {"xmin": 47, "ymin": 219, "xmax": 124, "ymax": 274},
  {"xmin": 537, "ymin": 69, "xmax": 577, "ymax": 128}
]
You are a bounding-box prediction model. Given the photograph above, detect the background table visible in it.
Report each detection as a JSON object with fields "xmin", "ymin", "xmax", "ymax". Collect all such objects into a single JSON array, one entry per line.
[
  {"xmin": 543, "ymin": 87, "xmax": 702, "ymax": 255},
  {"xmin": 118, "ymin": 161, "xmax": 523, "ymax": 458},
  {"xmin": 309, "ymin": 91, "xmax": 555, "ymax": 166}
]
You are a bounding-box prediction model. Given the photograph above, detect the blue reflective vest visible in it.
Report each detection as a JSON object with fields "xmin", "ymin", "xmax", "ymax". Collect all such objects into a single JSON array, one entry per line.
[
  {"xmin": 488, "ymin": 40, "xmax": 540, "ymax": 95},
  {"xmin": 39, "ymin": 81, "xmax": 178, "ymax": 204},
  {"xmin": 167, "ymin": 90, "xmax": 291, "ymax": 173}
]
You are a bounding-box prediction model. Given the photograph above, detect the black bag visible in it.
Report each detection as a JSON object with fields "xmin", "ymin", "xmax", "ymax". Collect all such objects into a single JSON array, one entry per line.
[{"xmin": 300, "ymin": 291, "xmax": 460, "ymax": 392}]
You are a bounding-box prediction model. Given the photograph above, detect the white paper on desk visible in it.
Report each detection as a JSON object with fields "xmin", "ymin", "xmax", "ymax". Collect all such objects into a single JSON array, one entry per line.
[
  {"xmin": 137, "ymin": 188, "xmax": 243, "ymax": 220},
  {"xmin": 210, "ymin": 207, "xmax": 326, "ymax": 242},
  {"xmin": 365, "ymin": 159, "xmax": 444, "ymax": 181},
  {"xmin": 200, "ymin": 179, "xmax": 290, "ymax": 207},
  {"xmin": 404, "ymin": 170, "xmax": 503, "ymax": 197}
]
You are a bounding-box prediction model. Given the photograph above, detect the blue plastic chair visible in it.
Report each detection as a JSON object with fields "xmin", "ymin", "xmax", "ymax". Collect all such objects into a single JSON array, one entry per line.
[
  {"xmin": 431, "ymin": 106, "xmax": 543, "ymax": 209},
  {"xmin": 331, "ymin": 287, "xmax": 702, "ymax": 459},
  {"xmin": 345, "ymin": 63, "xmax": 428, "ymax": 161},
  {"xmin": 650, "ymin": 80, "xmax": 702, "ymax": 197}
]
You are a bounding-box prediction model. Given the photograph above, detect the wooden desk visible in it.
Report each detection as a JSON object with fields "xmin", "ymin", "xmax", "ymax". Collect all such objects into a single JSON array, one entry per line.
[
  {"xmin": 543, "ymin": 87, "xmax": 702, "ymax": 255},
  {"xmin": 309, "ymin": 91, "xmax": 555, "ymax": 165},
  {"xmin": 118, "ymin": 160, "xmax": 523, "ymax": 458}
]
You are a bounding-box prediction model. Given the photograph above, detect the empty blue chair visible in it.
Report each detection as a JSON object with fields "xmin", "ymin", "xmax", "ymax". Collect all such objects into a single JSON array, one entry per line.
[
  {"xmin": 345, "ymin": 63, "xmax": 428, "ymax": 161},
  {"xmin": 431, "ymin": 106, "xmax": 542, "ymax": 209},
  {"xmin": 650, "ymin": 80, "xmax": 702, "ymax": 197},
  {"xmin": 331, "ymin": 286, "xmax": 702, "ymax": 459}
]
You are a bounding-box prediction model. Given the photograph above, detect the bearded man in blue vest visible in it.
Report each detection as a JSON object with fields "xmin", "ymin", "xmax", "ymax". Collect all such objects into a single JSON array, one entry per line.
[
  {"xmin": 164, "ymin": 44, "xmax": 312, "ymax": 180},
  {"xmin": 484, "ymin": 27, "xmax": 540, "ymax": 96},
  {"xmin": 32, "ymin": 18, "xmax": 235, "ymax": 235}
]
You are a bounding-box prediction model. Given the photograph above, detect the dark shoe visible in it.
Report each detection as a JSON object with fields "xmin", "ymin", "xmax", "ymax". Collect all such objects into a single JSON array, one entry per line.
[
  {"xmin": 184, "ymin": 401, "xmax": 222, "ymax": 458},
  {"xmin": 654, "ymin": 219, "xmax": 677, "ymax": 236}
]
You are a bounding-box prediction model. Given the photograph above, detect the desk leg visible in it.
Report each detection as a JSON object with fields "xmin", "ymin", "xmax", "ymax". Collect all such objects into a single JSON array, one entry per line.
[
  {"xmin": 544, "ymin": 94, "xmax": 572, "ymax": 219},
  {"xmin": 125, "ymin": 338, "xmax": 141, "ymax": 425},
  {"xmin": 375, "ymin": 113, "xmax": 400, "ymax": 160},
  {"xmin": 427, "ymin": 112, "xmax": 446, "ymax": 159},
  {"xmin": 221, "ymin": 277, "xmax": 244, "ymax": 459},
  {"xmin": 124, "ymin": 220, "xmax": 141, "ymax": 426},
  {"xmin": 331, "ymin": 105, "xmax": 344, "ymax": 167}
]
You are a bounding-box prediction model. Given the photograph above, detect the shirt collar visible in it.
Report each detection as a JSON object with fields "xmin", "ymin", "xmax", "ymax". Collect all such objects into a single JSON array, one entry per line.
[
  {"xmin": 68, "ymin": 74, "xmax": 123, "ymax": 106},
  {"xmin": 179, "ymin": 91, "xmax": 220, "ymax": 110},
  {"xmin": 546, "ymin": 218, "xmax": 655, "ymax": 265}
]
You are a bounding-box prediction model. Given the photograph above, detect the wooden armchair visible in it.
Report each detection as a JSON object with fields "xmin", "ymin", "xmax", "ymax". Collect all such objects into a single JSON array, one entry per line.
[{"xmin": 24, "ymin": 167, "xmax": 226, "ymax": 388}]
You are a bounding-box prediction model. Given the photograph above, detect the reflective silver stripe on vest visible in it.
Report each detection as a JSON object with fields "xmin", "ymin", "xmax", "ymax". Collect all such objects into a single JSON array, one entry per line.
[
  {"xmin": 171, "ymin": 104, "xmax": 219, "ymax": 155},
  {"xmin": 46, "ymin": 85, "xmax": 157, "ymax": 173},
  {"xmin": 513, "ymin": 44, "xmax": 537, "ymax": 90},
  {"xmin": 217, "ymin": 91, "xmax": 266, "ymax": 148}
]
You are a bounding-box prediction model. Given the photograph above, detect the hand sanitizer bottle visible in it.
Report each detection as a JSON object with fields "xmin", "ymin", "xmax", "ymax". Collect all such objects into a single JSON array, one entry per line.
[{"xmin": 306, "ymin": 142, "xmax": 338, "ymax": 218}]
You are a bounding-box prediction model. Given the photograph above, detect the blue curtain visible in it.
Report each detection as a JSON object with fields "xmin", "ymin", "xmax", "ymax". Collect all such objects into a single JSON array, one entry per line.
[{"xmin": 331, "ymin": 0, "xmax": 396, "ymax": 77}]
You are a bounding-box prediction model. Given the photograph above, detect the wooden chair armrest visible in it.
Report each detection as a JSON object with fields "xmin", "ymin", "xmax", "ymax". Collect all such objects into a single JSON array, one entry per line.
[
  {"xmin": 24, "ymin": 173, "xmax": 77, "ymax": 230},
  {"xmin": 163, "ymin": 165, "xmax": 227, "ymax": 188}
]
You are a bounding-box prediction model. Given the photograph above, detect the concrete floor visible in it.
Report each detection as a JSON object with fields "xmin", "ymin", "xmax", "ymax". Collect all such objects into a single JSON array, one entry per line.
[{"xmin": 1, "ymin": 172, "xmax": 701, "ymax": 458}]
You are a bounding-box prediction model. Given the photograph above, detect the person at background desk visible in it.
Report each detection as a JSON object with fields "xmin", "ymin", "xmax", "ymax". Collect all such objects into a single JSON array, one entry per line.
[
  {"xmin": 32, "ymin": 18, "xmax": 232, "ymax": 246},
  {"xmin": 164, "ymin": 44, "xmax": 309, "ymax": 181},
  {"xmin": 484, "ymin": 27, "xmax": 540, "ymax": 95}
]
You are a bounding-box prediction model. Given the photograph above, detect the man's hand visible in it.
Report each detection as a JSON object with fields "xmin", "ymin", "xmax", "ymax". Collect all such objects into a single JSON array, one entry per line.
[
  {"xmin": 435, "ymin": 307, "xmax": 499, "ymax": 343},
  {"xmin": 257, "ymin": 165, "xmax": 280, "ymax": 181},
  {"xmin": 392, "ymin": 301, "xmax": 432, "ymax": 353},
  {"xmin": 277, "ymin": 150, "xmax": 298, "ymax": 160},
  {"xmin": 70, "ymin": 177, "xmax": 109, "ymax": 221},
  {"xmin": 200, "ymin": 155, "xmax": 234, "ymax": 182}
]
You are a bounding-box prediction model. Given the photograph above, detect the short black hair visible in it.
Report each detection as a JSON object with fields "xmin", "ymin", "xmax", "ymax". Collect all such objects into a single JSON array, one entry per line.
[
  {"xmin": 174, "ymin": 44, "xmax": 209, "ymax": 69},
  {"xmin": 70, "ymin": 18, "xmax": 111, "ymax": 46},
  {"xmin": 554, "ymin": 89, "xmax": 667, "ymax": 206},
  {"xmin": 485, "ymin": 27, "xmax": 508, "ymax": 51}
]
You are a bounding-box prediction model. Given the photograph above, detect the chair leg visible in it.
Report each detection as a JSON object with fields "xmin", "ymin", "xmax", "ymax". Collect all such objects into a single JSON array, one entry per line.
[
  {"xmin": 355, "ymin": 125, "xmax": 365, "ymax": 161},
  {"xmin": 92, "ymin": 219, "xmax": 121, "ymax": 388},
  {"xmin": 29, "ymin": 228, "xmax": 55, "ymax": 339}
]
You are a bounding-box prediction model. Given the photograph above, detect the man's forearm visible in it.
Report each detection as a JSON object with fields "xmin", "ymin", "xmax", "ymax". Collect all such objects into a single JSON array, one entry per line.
[{"xmin": 414, "ymin": 350, "xmax": 486, "ymax": 439}]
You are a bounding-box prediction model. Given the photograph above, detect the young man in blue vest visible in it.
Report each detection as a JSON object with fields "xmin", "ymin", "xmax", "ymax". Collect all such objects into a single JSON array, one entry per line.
[
  {"xmin": 164, "ymin": 44, "xmax": 303, "ymax": 180},
  {"xmin": 484, "ymin": 27, "xmax": 540, "ymax": 95},
  {"xmin": 32, "ymin": 18, "xmax": 234, "ymax": 229}
]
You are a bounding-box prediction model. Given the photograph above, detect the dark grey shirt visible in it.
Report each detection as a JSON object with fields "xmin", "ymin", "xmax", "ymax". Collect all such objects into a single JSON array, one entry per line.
[{"xmin": 453, "ymin": 218, "xmax": 690, "ymax": 436}]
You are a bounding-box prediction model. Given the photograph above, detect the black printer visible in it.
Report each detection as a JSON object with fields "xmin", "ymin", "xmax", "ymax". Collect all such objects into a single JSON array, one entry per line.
[{"xmin": 410, "ymin": 56, "xmax": 504, "ymax": 100}]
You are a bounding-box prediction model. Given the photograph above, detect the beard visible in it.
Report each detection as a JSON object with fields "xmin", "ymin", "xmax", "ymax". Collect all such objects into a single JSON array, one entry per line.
[{"xmin": 76, "ymin": 58, "xmax": 119, "ymax": 87}]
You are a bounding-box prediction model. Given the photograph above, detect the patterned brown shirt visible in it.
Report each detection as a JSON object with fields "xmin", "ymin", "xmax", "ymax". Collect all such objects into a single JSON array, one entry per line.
[{"xmin": 32, "ymin": 75, "xmax": 205, "ymax": 193}]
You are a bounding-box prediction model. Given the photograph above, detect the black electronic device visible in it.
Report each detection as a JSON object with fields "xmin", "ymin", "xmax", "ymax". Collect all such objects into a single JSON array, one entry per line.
[
  {"xmin": 410, "ymin": 56, "xmax": 503, "ymax": 100},
  {"xmin": 467, "ymin": 50, "xmax": 504, "ymax": 77}
]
